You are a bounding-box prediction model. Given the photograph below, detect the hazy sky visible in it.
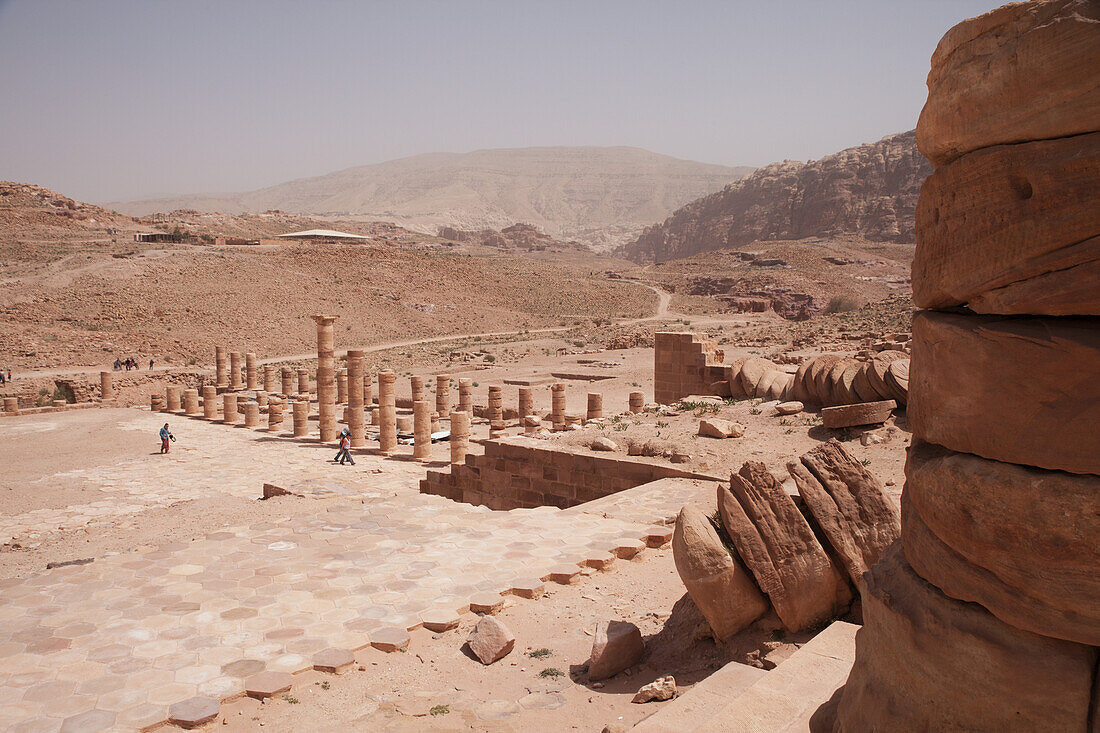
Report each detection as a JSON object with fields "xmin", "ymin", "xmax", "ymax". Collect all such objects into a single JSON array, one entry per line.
[{"xmin": 0, "ymin": 0, "xmax": 997, "ymax": 203}]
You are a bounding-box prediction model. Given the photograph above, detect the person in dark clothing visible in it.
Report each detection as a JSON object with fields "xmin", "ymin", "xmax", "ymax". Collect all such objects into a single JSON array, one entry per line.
[
  {"xmin": 334, "ymin": 427, "xmax": 354, "ymax": 465},
  {"xmin": 149, "ymin": 359, "xmax": 154, "ymax": 370},
  {"xmin": 159, "ymin": 423, "xmax": 175, "ymax": 454}
]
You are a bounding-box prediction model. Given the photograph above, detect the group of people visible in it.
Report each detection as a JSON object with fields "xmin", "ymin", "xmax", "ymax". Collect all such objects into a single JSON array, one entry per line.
[
  {"xmin": 0, "ymin": 369, "xmax": 12, "ymax": 385},
  {"xmin": 114, "ymin": 357, "xmax": 154, "ymax": 371}
]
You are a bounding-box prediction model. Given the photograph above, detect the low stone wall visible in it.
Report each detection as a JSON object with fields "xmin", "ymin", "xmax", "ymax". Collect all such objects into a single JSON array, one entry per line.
[{"xmin": 421, "ymin": 435, "xmax": 718, "ymax": 510}]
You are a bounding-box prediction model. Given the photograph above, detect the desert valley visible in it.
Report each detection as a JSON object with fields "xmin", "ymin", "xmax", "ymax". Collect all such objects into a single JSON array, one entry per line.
[{"xmin": 0, "ymin": 1, "xmax": 1097, "ymax": 732}]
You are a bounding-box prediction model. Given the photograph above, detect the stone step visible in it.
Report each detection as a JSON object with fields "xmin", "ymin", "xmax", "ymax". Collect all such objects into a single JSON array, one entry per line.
[{"xmin": 632, "ymin": 621, "xmax": 858, "ymax": 733}]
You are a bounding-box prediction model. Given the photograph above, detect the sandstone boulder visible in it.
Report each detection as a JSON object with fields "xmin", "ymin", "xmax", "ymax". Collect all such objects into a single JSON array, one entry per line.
[
  {"xmin": 776, "ymin": 401, "xmax": 803, "ymax": 416},
  {"xmin": 916, "ymin": 0, "xmax": 1100, "ymax": 167},
  {"xmin": 718, "ymin": 463, "xmax": 851, "ymax": 632},
  {"xmin": 588, "ymin": 620, "xmax": 645, "ymax": 681},
  {"xmin": 913, "ymin": 132, "xmax": 1100, "ymax": 313},
  {"xmin": 909, "ymin": 310, "xmax": 1100, "ymax": 474},
  {"xmin": 672, "ymin": 504, "xmax": 769, "ymax": 640},
  {"xmin": 467, "ymin": 616, "xmax": 515, "ymax": 665},
  {"xmin": 903, "ymin": 440, "xmax": 1100, "ymax": 646},
  {"xmin": 698, "ymin": 419, "xmax": 744, "ymax": 439},
  {"xmin": 820, "ymin": 400, "xmax": 896, "ymax": 429},
  {"xmin": 590, "ymin": 437, "xmax": 618, "ymax": 452},
  {"xmin": 788, "ymin": 440, "xmax": 900, "ymax": 589},
  {"xmin": 632, "ymin": 676, "xmax": 677, "ymax": 703},
  {"xmin": 836, "ymin": 545, "xmax": 1098, "ymax": 732}
]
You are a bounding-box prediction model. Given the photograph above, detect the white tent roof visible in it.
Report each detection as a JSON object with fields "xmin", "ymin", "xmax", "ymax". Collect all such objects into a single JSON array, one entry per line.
[{"xmin": 275, "ymin": 229, "xmax": 370, "ymax": 240}]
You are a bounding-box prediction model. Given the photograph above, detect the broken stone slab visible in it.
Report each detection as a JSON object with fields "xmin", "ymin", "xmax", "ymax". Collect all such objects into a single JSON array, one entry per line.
[
  {"xmin": 370, "ymin": 626, "xmax": 410, "ymax": 653},
  {"xmin": 916, "ymin": 0, "xmax": 1100, "ymax": 167},
  {"xmin": 820, "ymin": 400, "xmax": 896, "ymax": 429},
  {"xmin": 788, "ymin": 440, "xmax": 900, "ymax": 590},
  {"xmin": 672, "ymin": 504, "xmax": 769, "ymax": 641},
  {"xmin": 420, "ymin": 607, "xmax": 461, "ymax": 632},
  {"xmin": 903, "ymin": 440, "xmax": 1100, "ymax": 646},
  {"xmin": 588, "ymin": 620, "xmax": 645, "ymax": 681},
  {"xmin": 913, "ymin": 132, "xmax": 1100, "ymax": 313},
  {"xmin": 312, "ymin": 648, "xmax": 355, "ymax": 674},
  {"xmin": 776, "ymin": 401, "xmax": 803, "ymax": 416},
  {"xmin": 261, "ymin": 483, "xmax": 301, "ymax": 500},
  {"xmin": 45, "ymin": 557, "xmax": 93, "ymax": 570},
  {"xmin": 469, "ymin": 592, "xmax": 505, "ymax": 615},
  {"xmin": 697, "ymin": 418, "xmax": 744, "ymax": 439},
  {"xmin": 590, "ymin": 437, "xmax": 618, "ymax": 451},
  {"xmin": 718, "ymin": 463, "xmax": 852, "ymax": 632},
  {"xmin": 468, "ymin": 616, "xmax": 515, "ymax": 665},
  {"xmin": 632, "ymin": 676, "xmax": 677, "ymax": 703},
  {"xmin": 244, "ymin": 671, "xmax": 293, "ymax": 699},
  {"xmin": 167, "ymin": 696, "xmax": 221, "ymax": 729},
  {"xmin": 909, "ymin": 310, "xmax": 1100, "ymax": 474},
  {"xmin": 836, "ymin": 545, "xmax": 1098, "ymax": 732}
]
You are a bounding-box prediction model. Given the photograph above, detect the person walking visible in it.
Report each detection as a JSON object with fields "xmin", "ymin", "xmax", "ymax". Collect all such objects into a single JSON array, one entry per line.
[
  {"xmin": 334, "ymin": 427, "xmax": 354, "ymax": 465},
  {"xmin": 149, "ymin": 359, "xmax": 154, "ymax": 370},
  {"xmin": 159, "ymin": 423, "xmax": 175, "ymax": 454}
]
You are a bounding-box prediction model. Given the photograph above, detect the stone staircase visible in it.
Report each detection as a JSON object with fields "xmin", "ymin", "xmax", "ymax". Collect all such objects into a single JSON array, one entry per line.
[{"xmin": 632, "ymin": 621, "xmax": 858, "ymax": 733}]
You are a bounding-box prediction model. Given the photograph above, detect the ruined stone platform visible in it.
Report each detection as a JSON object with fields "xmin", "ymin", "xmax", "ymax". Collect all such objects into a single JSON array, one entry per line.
[{"xmin": 0, "ymin": 410, "xmax": 715, "ymax": 732}]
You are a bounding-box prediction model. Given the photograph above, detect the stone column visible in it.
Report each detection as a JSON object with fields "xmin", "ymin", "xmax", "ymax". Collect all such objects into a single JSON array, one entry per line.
[
  {"xmin": 297, "ymin": 368, "xmax": 310, "ymax": 395},
  {"xmin": 431, "ymin": 410, "xmax": 440, "ymax": 433},
  {"xmin": 243, "ymin": 401, "xmax": 259, "ymax": 427},
  {"xmin": 410, "ymin": 376, "xmax": 424, "ymax": 404},
  {"xmin": 337, "ymin": 368, "xmax": 348, "ymax": 404},
  {"xmin": 450, "ymin": 411, "xmax": 470, "ymax": 465},
  {"xmin": 458, "ymin": 378, "xmax": 473, "ymax": 415},
  {"xmin": 245, "ymin": 353, "xmax": 258, "ymax": 390},
  {"xmin": 256, "ymin": 391, "xmax": 268, "ymax": 407},
  {"xmin": 377, "ymin": 370, "xmax": 398, "ymax": 454},
  {"xmin": 222, "ymin": 393, "xmax": 238, "ymax": 424},
  {"xmin": 215, "ymin": 346, "xmax": 228, "ymax": 387},
  {"xmin": 3, "ymin": 397, "xmax": 19, "ymax": 414},
  {"xmin": 587, "ymin": 392, "xmax": 603, "ymax": 421},
  {"xmin": 165, "ymin": 385, "xmax": 181, "ymax": 412},
  {"xmin": 363, "ymin": 372, "xmax": 373, "ymax": 412},
  {"xmin": 629, "ymin": 391, "xmax": 645, "ymax": 414},
  {"xmin": 100, "ymin": 371, "xmax": 113, "ymax": 401},
  {"xmin": 263, "ymin": 365, "xmax": 276, "ymax": 393},
  {"xmin": 371, "ymin": 406, "xmax": 380, "ymax": 427},
  {"xmin": 435, "ymin": 374, "xmax": 450, "ymax": 415},
  {"xmin": 413, "ymin": 400, "xmax": 432, "ymax": 460},
  {"xmin": 150, "ymin": 394, "xmax": 164, "ymax": 411},
  {"xmin": 183, "ymin": 388, "xmax": 200, "ymax": 415},
  {"xmin": 347, "ymin": 350, "xmax": 366, "ymax": 447},
  {"xmin": 202, "ymin": 385, "xmax": 218, "ymax": 419},
  {"xmin": 268, "ymin": 398, "xmax": 283, "ymax": 430},
  {"xmin": 229, "ymin": 351, "xmax": 242, "ymax": 390},
  {"xmin": 518, "ymin": 387, "xmax": 533, "ymax": 418},
  {"xmin": 281, "ymin": 368, "xmax": 294, "ymax": 397},
  {"xmin": 488, "ymin": 385, "xmax": 504, "ymax": 427},
  {"xmin": 551, "ymin": 383, "xmax": 566, "ymax": 431},
  {"xmin": 312, "ymin": 314, "xmax": 338, "ymax": 443},
  {"xmin": 292, "ymin": 398, "xmax": 309, "ymax": 437}
]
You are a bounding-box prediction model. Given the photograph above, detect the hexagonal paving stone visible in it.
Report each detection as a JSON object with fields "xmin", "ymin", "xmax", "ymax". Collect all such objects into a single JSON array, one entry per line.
[
  {"xmin": 612, "ymin": 538, "xmax": 647, "ymax": 559},
  {"xmin": 585, "ymin": 552, "xmax": 616, "ymax": 570},
  {"xmin": 643, "ymin": 525, "xmax": 674, "ymax": 547},
  {"xmin": 312, "ymin": 648, "xmax": 355, "ymax": 674},
  {"xmin": 369, "ymin": 627, "xmax": 409, "ymax": 653},
  {"xmin": 244, "ymin": 671, "xmax": 293, "ymax": 699},
  {"xmin": 543, "ymin": 564, "xmax": 583, "ymax": 584},
  {"xmin": 509, "ymin": 578, "xmax": 545, "ymax": 599},
  {"xmin": 59, "ymin": 709, "xmax": 116, "ymax": 733},
  {"xmin": 167, "ymin": 696, "xmax": 221, "ymax": 728},
  {"xmin": 468, "ymin": 592, "xmax": 505, "ymax": 615},
  {"xmin": 420, "ymin": 608, "xmax": 460, "ymax": 633}
]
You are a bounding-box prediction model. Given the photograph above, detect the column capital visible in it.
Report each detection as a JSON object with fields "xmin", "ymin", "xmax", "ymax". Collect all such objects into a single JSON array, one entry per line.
[{"xmin": 311, "ymin": 314, "xmax": 338, "ymax": 325}]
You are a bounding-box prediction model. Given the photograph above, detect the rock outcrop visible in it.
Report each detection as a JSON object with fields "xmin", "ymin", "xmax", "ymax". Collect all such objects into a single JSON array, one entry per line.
[{"xmin": 623, "ymin": 131, "xmax": 931, "ymax": 263}]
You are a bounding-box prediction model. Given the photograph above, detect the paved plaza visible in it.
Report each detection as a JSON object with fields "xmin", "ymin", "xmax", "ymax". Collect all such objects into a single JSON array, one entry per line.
[{"xmin": 0, "ymin": 410, "xmax": 706, "ymax": 732}]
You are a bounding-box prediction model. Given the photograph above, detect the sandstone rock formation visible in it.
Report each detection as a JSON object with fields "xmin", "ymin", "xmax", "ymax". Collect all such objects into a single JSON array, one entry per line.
[
  {"xmin": 902, "ymin": 440, "xmax": 1100, "ymax": 645},
  {"xmin": 837, "ymin": 546, "xmax": 1098, "ymax": 732},
  {"xmin": 718, "ymin": 463, "xmax": 851, "ymax": 632},
  {"xmin": 787, "ymin": 440, "xmax": 900, "ymax": 589},
  {"xmin": 624, "ymin": 130, "xmax": 931, "ymax": 263},
  {"xmin": 588, "ymin": 620, "xmax": 645, "ymax": 681},
  {"xmin": 467, "ymin": 616, "xmax": 515, "ymax": 665},
  {"xmin": 672, "ymin": 504, "xmax": 768, "ymax": 641}
]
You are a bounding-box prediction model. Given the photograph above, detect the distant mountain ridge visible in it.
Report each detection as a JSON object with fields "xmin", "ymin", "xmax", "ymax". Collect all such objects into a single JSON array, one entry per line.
[
  {"xmin": 111, "ymin": 146, "xmax": 753, "ymax": 250},
  {"xmin": 622, "ymin": 131, "xmax": 931, "ymax": 263}
]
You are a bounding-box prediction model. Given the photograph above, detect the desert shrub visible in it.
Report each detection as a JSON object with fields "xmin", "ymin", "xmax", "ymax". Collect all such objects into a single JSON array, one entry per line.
[{"xmin": 824, "ymin": 295, "xmax": 861, "ymax": 314}]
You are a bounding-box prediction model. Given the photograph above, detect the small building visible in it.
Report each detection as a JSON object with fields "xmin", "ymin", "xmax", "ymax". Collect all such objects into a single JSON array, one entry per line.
[{"xmin": 275, "ymin": 229, "xmax": 371, "ymax": 244}]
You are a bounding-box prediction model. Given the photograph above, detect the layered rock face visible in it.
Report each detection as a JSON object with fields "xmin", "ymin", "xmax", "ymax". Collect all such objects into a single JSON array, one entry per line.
[
  {"xmin": 624, "ymin": 130, "xmax": 931, "ymax": 263},
  {"xmin": 836, "ymin": 2, "xmax": 1100, "ymax": 729}
]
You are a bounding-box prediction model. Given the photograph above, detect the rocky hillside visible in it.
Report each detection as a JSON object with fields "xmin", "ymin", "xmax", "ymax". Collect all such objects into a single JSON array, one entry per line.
[
  {"xmin": 110, "ymin": 147, "xmax": 753, "ymax": 250},
  {"xmin": 623, "ymin": 131, "xmax": 930, "ymax": 263}
]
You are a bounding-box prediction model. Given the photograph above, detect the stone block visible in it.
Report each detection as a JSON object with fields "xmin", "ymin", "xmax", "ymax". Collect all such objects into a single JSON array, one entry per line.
[
  {"xmin": 312, "ymin": 648, "xmax": 355, "ymax": 674},
  {"xmin": 909, "ymin": 310, "xmax": 1100, "ymax": 474},
  {"xmin": 820, "ymin": 400, "xmax": 896, "ymax": 429},
  {"xmin": 244, "ymin": 671, "xmax": 293, "ymax": 699}
]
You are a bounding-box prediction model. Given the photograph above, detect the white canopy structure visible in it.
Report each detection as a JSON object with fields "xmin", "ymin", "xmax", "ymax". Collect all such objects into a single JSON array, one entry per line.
[{"xmin": 275, "ymin": 229, "xmax": 371, "ymax": 242}]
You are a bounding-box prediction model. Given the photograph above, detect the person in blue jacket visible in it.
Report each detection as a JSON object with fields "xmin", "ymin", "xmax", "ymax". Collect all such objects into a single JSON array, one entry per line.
[{"xmin": 159, "ymin": 423, "xmax": 175, "ymax": 454}]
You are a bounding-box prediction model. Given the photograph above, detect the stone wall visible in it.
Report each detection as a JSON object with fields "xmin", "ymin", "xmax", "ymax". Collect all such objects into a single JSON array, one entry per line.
[
  {"xmin": 653, "ymin": 332, "xmax": 726, "ymax": 404},
  {"xmin": 421, "ymin": 435, "xmax": 718, "ymax": 510}
]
